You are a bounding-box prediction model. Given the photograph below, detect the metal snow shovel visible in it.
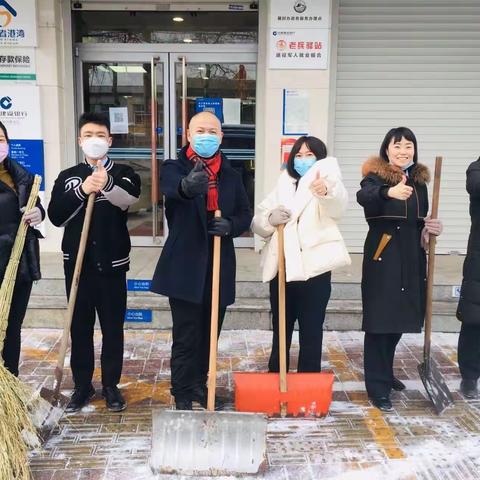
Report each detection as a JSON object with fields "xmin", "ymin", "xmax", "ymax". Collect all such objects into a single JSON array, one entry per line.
[
  {"xmin": 40, "ymin": 192, "xmax": 96, "ymax": 414},
  {"xmin": 150, "ymin": 210, "xmax": 267, "ymax": 476},
  {"xmin": 234, "ymin": 224, "xmax": 335, "ymax": 416},
  {"xmin": 417, "ymin": 156, "xmax": 454, "ymax": 415}
]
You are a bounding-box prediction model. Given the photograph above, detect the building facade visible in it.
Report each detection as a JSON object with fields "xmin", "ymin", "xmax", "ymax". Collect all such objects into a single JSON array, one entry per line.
[{"xmin": 1, "ymin": 0, "xmax": 479, "ymax": 255}]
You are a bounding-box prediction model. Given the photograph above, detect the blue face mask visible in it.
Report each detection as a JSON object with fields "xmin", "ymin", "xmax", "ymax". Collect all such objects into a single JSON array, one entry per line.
[
  {"xmin": 192, "ymin": 134, "xmax": 220, "ymax": 158},
  {"xmin": 294, "ymin": 157, "xmax": 317, "ymax": 177}
]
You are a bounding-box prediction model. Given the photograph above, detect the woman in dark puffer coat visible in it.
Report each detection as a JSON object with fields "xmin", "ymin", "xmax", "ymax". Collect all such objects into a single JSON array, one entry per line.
[
  {"xmin": 0, "ymin": 121, "xmax": 45, "ymax": 376},
  {"xmin": 456, "ymin": 157, "xmax": 480, "ymax": 399}
]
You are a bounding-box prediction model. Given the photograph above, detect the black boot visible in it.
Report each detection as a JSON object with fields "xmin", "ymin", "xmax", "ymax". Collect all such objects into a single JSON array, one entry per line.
[
  {"xmin": 460, "ymin": 379, "xmax": 478, "ymax": 399},
  {"xmin": 66, "ymin": 384, "xmax": 96, "ymax": 413},
  {"xmin": 102, "ymin": 386, "xmax": 127, "ymax": 412},
  {"xmin": 192, "ymin": 385, "xmax": 225, "ymax": 411},
  {"xmin": 392, "ymin": 377, "xmax": 406, "ymax": 391},
  {"xmin": 370, "ymin": 396, "xmax": 393, "ymax": 412}
]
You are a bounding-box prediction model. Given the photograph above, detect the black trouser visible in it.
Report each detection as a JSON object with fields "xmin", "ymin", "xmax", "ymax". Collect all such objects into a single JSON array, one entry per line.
[
  {"xmin": 458, "ymin": 322, "xmax": 480, "ymax": 381},
  {"xmin": 65, "ymin": 269, "xmax": 126, "ymax": 388},
  {"xmin": 2, "ymin": 280, "xmax": 32, "ymax": 377},
  {"xmin": 364, "ymin": 332, "xmax": 402, "ymax": 398},
  {"xmin": 268, "ymin": 272, "xmax": 331, "ymax": 373},
  {"xmin": 169, "ymin": 297, "xmax": 227, "ymax": 400}
]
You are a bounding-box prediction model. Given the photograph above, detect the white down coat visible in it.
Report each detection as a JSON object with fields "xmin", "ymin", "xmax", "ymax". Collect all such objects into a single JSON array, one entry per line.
[{"xmin": 252, "ymin": 157, "xmax": 351, "ymax": 283}]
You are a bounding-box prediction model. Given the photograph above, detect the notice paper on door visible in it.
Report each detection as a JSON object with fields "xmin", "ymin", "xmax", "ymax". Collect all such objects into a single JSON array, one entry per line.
[
  {"xmin": 223, "ymin": 98, "xmax": 241, "ymax": 125},
  {"xmin": 282, "ymin": 89, "xmax": 309, "ymax": 135},
  {"xmin": 109, "ymin": 107, "xmax": 129, "ymax": 134}
]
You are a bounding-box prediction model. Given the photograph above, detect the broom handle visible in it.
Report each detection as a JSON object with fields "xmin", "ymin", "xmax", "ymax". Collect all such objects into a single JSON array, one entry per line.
[
  {"xmin": 278, "ymin": 225, "xmax": 288, "ymax": 397},
  {"xmin": 54, "ymin": 193, "xmax": 95, "ymax": 395},
  {"xmin": 207, "ymin": 210, "xmax": 222, "ymax": 411},
  {"xmin": 424, "ymin": 156, "xmax": 442, "ymax": 369}
]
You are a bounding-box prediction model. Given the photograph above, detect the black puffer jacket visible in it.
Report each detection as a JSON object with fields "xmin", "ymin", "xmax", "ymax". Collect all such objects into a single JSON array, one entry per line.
[
  {"xmin": 0, "ymin": 157, "xmax": 44, "ymax": 283},
  {"xmin": 357, "ymin": 156, "xmax": 430, "ymax": 334},
  {"xmin": 457, "ymin": 158, "xmax": 480, "ymax": 324}
]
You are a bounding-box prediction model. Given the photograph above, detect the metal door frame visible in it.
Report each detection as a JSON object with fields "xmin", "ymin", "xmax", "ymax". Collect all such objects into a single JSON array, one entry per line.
[
  {"xmin": 75, "ymin": 43, "xmax": 257, "ymax": 247},
  {"xmin": 168, "ymin": 50, "xmax": 257, "ymax": 247}
]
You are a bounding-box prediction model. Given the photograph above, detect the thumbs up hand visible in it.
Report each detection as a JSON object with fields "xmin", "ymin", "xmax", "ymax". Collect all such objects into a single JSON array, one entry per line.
[
  {"xmin": 387, "ymin": 175, "xmax": 413, "ymax": 200},
  {"xmin": 82, "ymin": 160, "xmax": 109, "ymax": 194},
  {"xmin": 92, "ymin": 160, "xmax": 108, "ymax": 189},
  {"xmin": 310, "ymin": 171, "xmax": 328, "ymax": 197},
  {"xmin": 181, "ymin": 160, "xmax": 209, "ymax": 198}
]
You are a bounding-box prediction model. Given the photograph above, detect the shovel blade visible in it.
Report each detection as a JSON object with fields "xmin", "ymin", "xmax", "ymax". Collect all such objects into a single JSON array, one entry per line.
[
  {"xmin": 37, "ymin": 387, "xmax": 69, "ymax": 441},
  {"xmin": 150, "ymin": 409, "xmax": 267, "ymax": 476},
  {"xmin": 234, "ymin": 372, "xmax": 334, "ymax": 416},
  {"xmin": 418, "ymin": 361, "xmax": 454, "ymax": 415}
]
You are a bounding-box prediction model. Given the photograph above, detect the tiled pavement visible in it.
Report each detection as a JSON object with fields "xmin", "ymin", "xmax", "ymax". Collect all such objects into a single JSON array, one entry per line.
[{"xmin": 19, "ymin": 329, "xmax": 480, "ymax": 480}]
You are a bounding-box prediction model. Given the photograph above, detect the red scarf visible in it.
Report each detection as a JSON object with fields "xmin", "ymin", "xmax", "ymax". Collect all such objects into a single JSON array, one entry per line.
[{"xmin": 186, "ymin": 145, "xmax": 221, "ymax": 211}]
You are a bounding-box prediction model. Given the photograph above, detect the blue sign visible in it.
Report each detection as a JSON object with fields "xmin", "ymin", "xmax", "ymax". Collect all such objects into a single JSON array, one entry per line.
[
  {"xmin": 195, "ymin": 97, "xmax": 224, "ymax": 123},
  {"xmin": 125, "ymin": 309, "xmax": 152, "ymax": 323},
  {"xmin": 127, "ymin": 279, "xmax": 152, "ymax": 292},
  {"xmin": 9, "ymin": 139, "xmax": 45, "ymax": 190}
]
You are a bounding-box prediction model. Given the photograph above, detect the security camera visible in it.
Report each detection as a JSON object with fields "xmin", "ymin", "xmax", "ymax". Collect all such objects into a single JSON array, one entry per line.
[
  {"xmin": 249, "ymin": 2, "xmax": 258, "ymax": 9},
  {"xmin": 73, "ymin": 2, "xmax": 82, "ymax": 9}
]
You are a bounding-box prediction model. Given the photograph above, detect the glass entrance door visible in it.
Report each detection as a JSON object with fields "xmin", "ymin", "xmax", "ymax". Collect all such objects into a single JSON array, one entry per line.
[
  {"xmin": 170, "ymin": 52, "xmax": 256, "ymax": 246},
  {"xmin": 77, "ymin": 47, "xmax": 256, "ymax": 246}
]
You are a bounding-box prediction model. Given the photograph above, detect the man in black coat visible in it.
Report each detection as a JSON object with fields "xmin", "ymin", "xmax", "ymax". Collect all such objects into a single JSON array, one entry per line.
[
  {"xmin": 457, "ymin": 157, "xmax": 480, "ymax": 399},
  {"xmin": 48, "ymin": 113, "xmax": 141, "ymax": 413},
  {"xmin": 0, "ymin": 121, "xmax": 44, "ymax": 376},
  {"xmin": 151, "ymin": 111, "xmax": 252, "ymax": 410}
]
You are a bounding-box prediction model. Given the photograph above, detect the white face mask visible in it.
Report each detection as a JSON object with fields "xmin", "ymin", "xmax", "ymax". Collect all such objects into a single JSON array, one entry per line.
[{"xmin": 81, "ymin": 137, "xmax": 109, "ymax": 160}]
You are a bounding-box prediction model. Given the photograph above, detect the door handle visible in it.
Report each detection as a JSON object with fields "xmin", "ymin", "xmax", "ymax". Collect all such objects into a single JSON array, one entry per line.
[
  {"xmin": 151, "ymin": 56, "xmax": 160, "ymax": 239},
  {"xmin": 179, "ymin": 56, "xmax": 187, "ymax": 147}
]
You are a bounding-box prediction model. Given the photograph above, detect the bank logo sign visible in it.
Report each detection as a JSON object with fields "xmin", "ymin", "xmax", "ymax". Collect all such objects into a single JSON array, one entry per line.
[
  {"xmin": 0, "ymin": 1, "xmax": 17, "ymax": 28},
  {"xmin": 0, "ymin": 0, "xmax": 37, "ymax": 47},
  {"xmin": 0, "ymin": 86, "xmax": 45, "ymax": 194},
  {"xmin": 0, "ymin": 96, "xmax": 12, "ymax": 109}
]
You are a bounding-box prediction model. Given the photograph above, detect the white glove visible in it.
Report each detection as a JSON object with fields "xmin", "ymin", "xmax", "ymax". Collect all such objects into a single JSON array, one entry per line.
[
  {"xmin": 22, "ymin": 206, "xmax": 43, "ymax": 227},
  {"xmin": 268, "ymin": 206, "xmax": 292, "ymax": 226}
]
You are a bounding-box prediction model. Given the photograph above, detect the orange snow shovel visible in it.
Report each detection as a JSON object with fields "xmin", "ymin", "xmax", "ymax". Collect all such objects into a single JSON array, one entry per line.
[{"xmin": 234, "ymin": 224, "xmax": 334, "ymax": 416}]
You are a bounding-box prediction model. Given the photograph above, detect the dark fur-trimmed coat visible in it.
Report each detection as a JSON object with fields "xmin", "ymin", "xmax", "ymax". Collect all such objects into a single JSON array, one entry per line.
[
  {"xmin": 357, "ymin": 156, "xmax": 430, "ymax": 334},
  {"xmin": 457, "ymin": 158, "xmax": 480, "ymax": 325}
]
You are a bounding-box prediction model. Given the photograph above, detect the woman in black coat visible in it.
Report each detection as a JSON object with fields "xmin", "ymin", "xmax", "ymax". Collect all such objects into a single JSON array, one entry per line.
[
  {"xmin": 357, "ymin": 127, "xmax": 442, "ymax": 411},
  {"xmin": 456, "ymin": 157, "xmax": 480, "ymax": 399},
  {"xmin": 0, "ymin": 121, "xmax": 45, "ymax": 376}
]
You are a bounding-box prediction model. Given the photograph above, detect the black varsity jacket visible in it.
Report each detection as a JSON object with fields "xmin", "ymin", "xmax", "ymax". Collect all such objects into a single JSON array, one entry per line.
[{"xmin": 48, "ymin": 158, "xmax": 141, "ymax": 274}]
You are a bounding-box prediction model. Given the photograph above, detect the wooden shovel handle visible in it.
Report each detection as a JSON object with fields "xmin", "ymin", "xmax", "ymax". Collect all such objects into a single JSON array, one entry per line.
[
  {"xmin": 373, "ymin": 233, "xmax": 392, "ymax": 261},
  {"xmin": 277, "ymin": 225, "xmax": 288, "ymax": 394},
  {"xmin": 207, "ymin": 210, "xmax": 222, "ymax": 411},
  {"xmin": 54, "ymin": 192, "xmax": 95, "ymax": 395},
  {"xmin": 424, "ymin": 156, "xmax": 442, "ymax": 365}
]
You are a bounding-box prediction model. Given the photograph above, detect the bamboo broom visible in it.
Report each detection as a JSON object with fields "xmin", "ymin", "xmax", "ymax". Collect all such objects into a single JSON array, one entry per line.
[{"xmin": 0, "ymin": 175, "xmax": 58, "ymax": 480}]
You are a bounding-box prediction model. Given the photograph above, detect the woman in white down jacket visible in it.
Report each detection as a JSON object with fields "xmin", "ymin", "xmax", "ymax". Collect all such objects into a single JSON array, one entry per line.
[{"xmin": 252, "ymin": 136, "xmax": 351, "ymax": 372}]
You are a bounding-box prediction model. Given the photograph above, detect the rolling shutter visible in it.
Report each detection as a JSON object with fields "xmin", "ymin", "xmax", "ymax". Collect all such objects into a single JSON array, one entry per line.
[{"xmin": 333, "ymin": 0, "xmax": 480, "ymax": 253}]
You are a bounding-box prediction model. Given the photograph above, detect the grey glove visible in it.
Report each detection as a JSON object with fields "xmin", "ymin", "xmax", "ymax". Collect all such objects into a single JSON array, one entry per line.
[
  {"xmin": 268, "ymin": 206, "xmax": 292, "ymax": 226},
  {"xmin": 22, "ymin": 206, "xmax": 43, "ymax": 227},
  {"xmin": 181, "ymin": 161, "xmax": 209, "ymax": 198}
]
